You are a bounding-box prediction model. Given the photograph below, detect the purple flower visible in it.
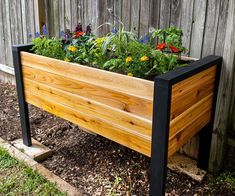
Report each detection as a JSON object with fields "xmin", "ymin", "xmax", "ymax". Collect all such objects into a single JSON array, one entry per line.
[
  {"xmin": 143, "ymin": 34, "xmax": 150, "ymax": 43},
  {"xmin": 138, "ymin": 37, "xmax": 144, "ymax": 43},
  {"xmin": 75, "ymin": 23, "xmax": 83, "ymax": 32},
  {"xmin": 60, "ymin": 31, "xmax": 65, "ymax": 37},
  {"xmin": 35, "ymin": 32, "xmax": 40, "ymax": 38},
  {"xmin": 112, "ymin": 27, "xmax": 118, "ymax": 34},
  {"xmin": 64, "ymin": 29, "xmax": 71, "ymax": 44},
  {"xmin": 42, "ymin": 25, "xmax": 48, "ymax": 35}
]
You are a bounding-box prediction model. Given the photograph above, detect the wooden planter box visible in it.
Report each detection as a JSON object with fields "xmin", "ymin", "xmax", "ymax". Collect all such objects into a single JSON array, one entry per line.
[{"xmin": 13, "ymin": 44, "xmax": 222, "ymax": 195}]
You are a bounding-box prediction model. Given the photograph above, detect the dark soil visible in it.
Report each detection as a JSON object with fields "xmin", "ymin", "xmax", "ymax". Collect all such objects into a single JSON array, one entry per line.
[{"xmin": 0, "ymin": 82, "xmax": 234, "ymax": 195}]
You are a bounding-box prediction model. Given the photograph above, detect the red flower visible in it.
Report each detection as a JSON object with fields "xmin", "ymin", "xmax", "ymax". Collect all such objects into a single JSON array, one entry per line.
[
  {"xmin": 156, "ymin": 42, "xmax": 166, "ymax": 50},
  {"xmin": 72, "ymin": 31, "xmax": 85, "ymax": 39},
  {"xmin": 169, "ymin": 45, "xmax": 180, "ymax": 53}
]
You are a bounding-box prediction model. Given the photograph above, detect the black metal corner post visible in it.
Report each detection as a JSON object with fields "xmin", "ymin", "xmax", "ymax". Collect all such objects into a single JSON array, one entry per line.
[
  {"xmin": 12, "ymin": 44, "xmax": 33, "ymax": 146},
  {"xmin": 150, "ymin": 78, "xmax": 172, "ymax": 196},
  {"xmin": 197, "ymin": 57, "xmax": 223, "ymax": 170}
]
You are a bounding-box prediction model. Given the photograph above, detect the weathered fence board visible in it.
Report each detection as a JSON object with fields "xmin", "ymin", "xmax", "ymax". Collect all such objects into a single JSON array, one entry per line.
[
  {"xmin": 202, "ymin": 0, "xmax": 221, "ymax": 56},
  {"xmin": 0, "ymin": 0, "xmax": 6, "ymax": 65},
  {"xmin": 190, "ymin": 0, "xmax": 207, "ymax": 58},
  {"xmin": 209, "ymin": 0, "xmax": 235, "ymax": 173}
]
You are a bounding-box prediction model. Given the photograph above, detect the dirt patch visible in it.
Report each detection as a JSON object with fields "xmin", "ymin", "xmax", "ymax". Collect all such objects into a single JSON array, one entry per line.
[{"xmin": 0, "ymin": 82, "xmax": 234, "ymax": 195}]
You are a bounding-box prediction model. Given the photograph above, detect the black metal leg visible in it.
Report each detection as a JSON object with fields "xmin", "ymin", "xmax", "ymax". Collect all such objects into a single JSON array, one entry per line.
[
  {"xmin": 150, "ymin": 79, "xmax": 171, "ymax": 196},
  {"xmin": 197, "ymin": 124, "xmax": 213, "ymax": 170},
  {"xmin": 12, "ymin": 45, "xmax": 32, "ymax": 146}
]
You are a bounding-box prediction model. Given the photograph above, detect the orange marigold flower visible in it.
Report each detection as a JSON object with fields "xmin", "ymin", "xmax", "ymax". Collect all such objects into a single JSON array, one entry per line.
[
  {"xmin": 156, "ymin": 42, "xmax": 166, "ymax": 50},
  {"xmin": 72, "ymin": 31, "xmax": 85, "ymax": 39},
  {"xmin": 68, "ymin": 45, "xmax": 77, "ymax": 52},
  {"xmin": 169, "ymin": 45, "xmax": 180, "ymax": 53}
]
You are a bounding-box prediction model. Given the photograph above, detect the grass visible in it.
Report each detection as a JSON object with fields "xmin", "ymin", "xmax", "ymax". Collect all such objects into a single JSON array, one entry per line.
[
  {"xmin": 0, "ymin": 147, "xmax": 66, "ymax": 195},
  {"xmin": 209, "ymin": 171, "xmax": 235, "ymax": 194}
]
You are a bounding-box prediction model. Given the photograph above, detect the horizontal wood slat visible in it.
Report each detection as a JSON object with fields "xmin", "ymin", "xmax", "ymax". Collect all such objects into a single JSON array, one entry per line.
[
  {"xmin": 21, "ymin": 52, "xmax": 154, "ymax": 100},
  {"xmin": 22, "ymin": 64, "xmax": 153, "ymax": 120},
  {"xmin": 170, "ymin": 66, "xmax": 216, "ymax": 120},
  {"xmin": 170, "ymin": 94, "xmax": 213, "ymax": 139},
  {"xmin": 24, "ymin": 91, "xmax": 152, "ymax": 157},
  {"xmin": 168, "ymin": 108, "xmax": 211, "ymax": 157},
  {"xmin": 23, "ymin": 78, "xmax": 152, "ymax": 136}
]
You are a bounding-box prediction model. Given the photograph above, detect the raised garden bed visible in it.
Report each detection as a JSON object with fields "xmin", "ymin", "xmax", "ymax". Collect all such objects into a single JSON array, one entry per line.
[
  {"xmin": 12, "ymin": 43, "xmax": 222, "ymax": 195},
  {"xmin": 12, "ymin": 24, "xmax": 222, "ymax": 194}
]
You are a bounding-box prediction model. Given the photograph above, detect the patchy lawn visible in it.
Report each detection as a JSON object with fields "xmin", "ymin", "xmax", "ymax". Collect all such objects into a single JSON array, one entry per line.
[{"xmin": 0, "ymin": 147, "xmax": 65, "ymax": 195}]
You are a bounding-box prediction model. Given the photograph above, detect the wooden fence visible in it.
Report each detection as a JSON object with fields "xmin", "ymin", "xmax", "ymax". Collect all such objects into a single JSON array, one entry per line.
[{"xmin": 0, "ymin": 0, "xmax": 234, "ymax": 173}]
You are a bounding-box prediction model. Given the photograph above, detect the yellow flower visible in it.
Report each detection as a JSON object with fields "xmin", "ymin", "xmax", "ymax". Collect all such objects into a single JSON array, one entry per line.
[
  {"xmin": 68, "ymin": 45, "xmax": 77, "ymax": 52},
  {"xmin": 140, "ymin": 55, "xmax": 149, "ymax": 62},
  {"xmin": 127, "ymin": 73, "xmax": 133, "ymax": 77},
  {"xmin": 95, "ymin": 37, "xmax": 106, "ymax": 46},
  {"xmin": 126, "ymin": 56, "xmax": 133, "ymax": 63},
  {"xmin": 64, "ymin": 58, "xmax": 70, "ymax": 62}
]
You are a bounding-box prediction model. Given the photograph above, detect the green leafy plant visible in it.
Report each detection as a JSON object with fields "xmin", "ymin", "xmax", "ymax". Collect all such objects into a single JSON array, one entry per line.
[
  {"xmin": 32, "ymin": 21, "xmax": 189, "ymax": 80},
  {"xmin": 32, "ymin": 37, "xmax": 65, "ymax": 60},
  {"xmin": 152, "ymin": 26, "xmax": 186, "ymax": 53}
]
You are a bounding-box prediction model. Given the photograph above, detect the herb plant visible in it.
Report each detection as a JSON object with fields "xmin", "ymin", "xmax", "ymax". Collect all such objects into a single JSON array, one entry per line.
[{"xmin": 32, "ymin": 37, "xmax": 65, "ymax": 60}]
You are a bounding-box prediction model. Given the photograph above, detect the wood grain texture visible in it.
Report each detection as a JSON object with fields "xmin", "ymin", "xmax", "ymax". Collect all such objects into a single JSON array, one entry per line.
[
  {"xmin": 23, "ymin": 78, "xmax": 152, "ymax": 137},
  {"xmin": 59, "ymin": 0, "xmax": 65, "ymax": 32},
  {"xmin": 2, "ymin": 0, "xmax": 13, "ymax": 67},
  {"xmin": 121, "ymin": 0, "xmax": 131, "ymax": 31},
  {"xmin": 21, "ymin": 54, "xmax": 153, "ymax": 120},
  {"xmin": 130, "ymin": 0, "xmax": 140, "ymax": 35},
  {"xmin": 53, "ymin": 0, "xmax": 60, "ymax": 37},
  {"xmin": 202, "ymin": 0, "xmax": 220, "ymax": 57},
  {"xmin": 65, "ymin": 0, "xmax": 72, "ymax": 31},
  {"xmin": 25, "ymin": 0, "xmax": 36, "ymax": 41},
  {"xmin": 171, "ymin": 66, "xmax": 216, "ymax": 120},
  {"xmin": 139, "ymin": 0, "xmax": 150, "ymax": 36},
  {"xmin": 170, "ymin": 94, "xmax": 213, "ymax": 139},
  {"xmin": 0, "ymin": 0, "xmax": 6, "ymax": 65},
  {"xmin": 149, "ymin": 0, "xmax": 160, "ymax": 29},
  {"xmin": 20, "ymin": 52, "xmax": 154, "ymax": 100},
  {"xmin": 20, "ymin": 51, "xmax": 218, "ymax": 159},
  {"xmin": 190, "ymin": 0, "xmax": 207, "ymax": 58},
  {"xmin": 114, "ymin": 0, "xmax": 122, "ymax": 28},
  {"xmin": 170, "ymin": 0, "xmax": 182, "ymax": 27},
  {"xmin": 159, "ymin": 0, "xmax": 171, "ymax": 29},
  {"xmin": 209, "ymin": 0, "xmax": 235, "ymax": 173},
  {"xmin": 214, "ymin": 0, "xmax": 229, "ymax": 56},
  {"xmin": 24, "ymin": 91, "xmax": 151, "ymax": 156},
  {"xmin": 180, "ymin": 0, "xmax": 194, "ymax": 55},
  {"xmin": 168, "ymin": 108, "xmax": 211, "ymax": 157}
]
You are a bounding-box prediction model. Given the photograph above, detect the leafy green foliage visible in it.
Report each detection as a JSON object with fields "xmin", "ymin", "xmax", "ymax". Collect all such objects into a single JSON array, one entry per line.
[
  {"xmin": 32, "ymin": 37, "xmax": 65, "ymax": 60},
  {"xmin": 209, "ymin": 171, "xmax": 235, "ymax": 194},
  {"xmin": 152, "ymin": 26, "xmax": 186, "ymax": 53},
  {"xmin": 32, "ymin": 23, "xmax": 189, "ymax": 80}
]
